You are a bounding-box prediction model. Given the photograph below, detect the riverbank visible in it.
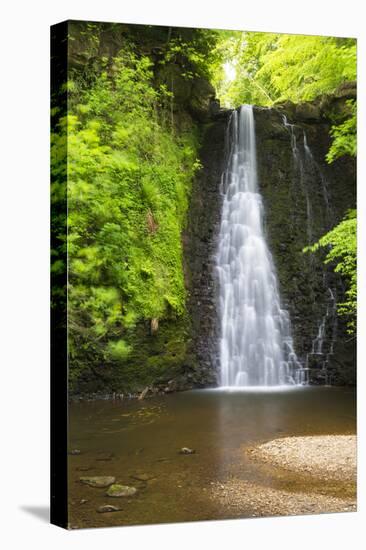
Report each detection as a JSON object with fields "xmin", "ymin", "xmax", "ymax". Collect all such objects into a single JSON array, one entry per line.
[
  {"xmin": 249, "ymin": 435, "xmax": 356, "ymax": 481},
  {"xmin": 210, "ymin": 479, "xmax": 356, "ymax": 518},
  {"xmin": 68, "ymin": 388, "xmax": 356, "ymax": 527},
  {"xmin": 209, "ymin": 434, "xmax": 356, "ymax": 518}
]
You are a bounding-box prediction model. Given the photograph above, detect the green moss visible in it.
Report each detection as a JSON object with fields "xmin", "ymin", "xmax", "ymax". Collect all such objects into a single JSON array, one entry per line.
[{"xmin": 50, "ymin": 24, "xmax": 213, "ymax": 393}]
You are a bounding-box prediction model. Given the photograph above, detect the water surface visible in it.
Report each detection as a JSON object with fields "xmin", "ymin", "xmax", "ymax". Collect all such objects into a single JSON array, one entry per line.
[{"xmin": 68, "ymin": 387, "xmax": 356, "ymax": 528}]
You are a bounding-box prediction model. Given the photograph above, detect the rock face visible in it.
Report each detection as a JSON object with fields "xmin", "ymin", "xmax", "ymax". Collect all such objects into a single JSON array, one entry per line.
[
  {"xmin": 185, "ymin": 98, "xmax": 356, "ymax": 386},
  {"xmin": 184, "ymin": 110, "xmax": 231, "ymax": 386},
  {"xmin": 254, "ymin": 104, "xmax": 356, "ymax": 385},
  {"xmin": 156, "ymin": 66, "xmax": 216, "ymax": 122}
]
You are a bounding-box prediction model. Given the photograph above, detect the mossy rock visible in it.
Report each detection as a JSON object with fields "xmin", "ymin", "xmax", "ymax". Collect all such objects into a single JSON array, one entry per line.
[
  {"xmin": 106, "ymin": 484, "xmax": 137, "ymax": 497},
  {"xmin": 80, "ymin": 476, "xmax": 116, "ymax": 488}
]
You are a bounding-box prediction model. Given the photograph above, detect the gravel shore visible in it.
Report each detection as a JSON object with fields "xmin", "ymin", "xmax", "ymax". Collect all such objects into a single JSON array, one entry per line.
[
  {"xmin": 210, "ymin": 479, "xmax": 356, "ymax": 518},
  {"xmin": 249, "ymin": 435, "xmax": 357, "ymax": 481},
  {"xmin": 210, "ymin": 435, "xmax": 357, "ymax": 518}
]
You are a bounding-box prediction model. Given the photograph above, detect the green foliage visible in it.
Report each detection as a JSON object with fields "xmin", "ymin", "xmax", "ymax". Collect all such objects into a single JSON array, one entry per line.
[
  {"xmin": 160, "ymin": 29, "xmax": 224, "ymax": 81},
  {"xmin": 326, "ymin": 100, "xmax": 357, "ymax": 163},
  {"xmin": 221, "ymin": 33, "xmax": 356, "ymax": 107},
  {"xmin": 106, "ymin": 339, "xmax": 132, "ymax": 361},
  {"xmin": 304, "ymin": 210, "xmax": 356, "ymax": 333},
  {"xmin": 219, "ymin": 31, "xmax": 357, "ymax": 336},
  {"xmin": 52, "ymin": 36, "xmax": 202, "ymax": 384}
]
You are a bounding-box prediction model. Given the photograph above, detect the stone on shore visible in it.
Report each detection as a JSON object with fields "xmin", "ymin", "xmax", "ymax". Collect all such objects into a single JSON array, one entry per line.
[
  {"xmin": 179, "ymin": 447, "xmax": 195, "ymax": 455},
  {"xmin": 106, "ymin": 484, "xmax": 137, "ymax": 497},
  {"xmin": 97, "ymin": 505, "xmax": 122, "ymax": 513},
  {"xmin": 79, "ymin": 476, "xmax": 116, "ymax": 488}
]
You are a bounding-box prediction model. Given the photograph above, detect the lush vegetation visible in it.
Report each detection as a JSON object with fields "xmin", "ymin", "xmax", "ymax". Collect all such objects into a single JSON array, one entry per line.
[
  {"xmin": 214, "ymin": 31, "xmax": 357, "ymax": 334},
  {"xmin": 51, "ymin": 23, "xmax": 357, "ymax": 391},
  {"xmin": 304, "ymin": 210, "xmax": 356, "ymax": 333},
  {"xmin": 217, "ymin": 32, "xmax": 356, "ymax": 164},
  {"xmin": 218, "ymin": 33, "xmax": 355, "ymax": 105},
  {"xmin": 51, "ymin": 23, "xmax": 223, "ymax": 389}
]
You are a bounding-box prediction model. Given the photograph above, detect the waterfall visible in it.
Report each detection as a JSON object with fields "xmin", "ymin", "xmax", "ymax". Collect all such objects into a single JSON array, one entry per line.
[
  {"xmin": 216, "ymin": 105, "xmax": 301, "ymax": 387},
  {"xmin": 282, "ymin": 115, "xmax": 338, "ymax": 385}
]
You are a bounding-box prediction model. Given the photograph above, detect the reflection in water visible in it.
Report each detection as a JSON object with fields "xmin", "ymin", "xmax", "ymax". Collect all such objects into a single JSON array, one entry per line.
[{"xmin": 68, "ymin": 387, "xmax": 356, "ymax": 528}]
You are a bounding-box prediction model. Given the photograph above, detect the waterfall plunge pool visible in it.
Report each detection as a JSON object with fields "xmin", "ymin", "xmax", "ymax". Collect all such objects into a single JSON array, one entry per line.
[{"xmin": 68, "ymin": 386, "xmax": 356, "ymax": 528}]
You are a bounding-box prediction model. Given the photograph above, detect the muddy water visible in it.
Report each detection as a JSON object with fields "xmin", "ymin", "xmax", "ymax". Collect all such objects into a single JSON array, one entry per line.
[{"xmin": 68, "ymin": 387, "xmax": 356, "ymax": 528}]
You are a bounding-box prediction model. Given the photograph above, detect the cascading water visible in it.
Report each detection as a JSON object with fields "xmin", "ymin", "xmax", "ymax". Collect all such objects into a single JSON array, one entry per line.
[
  {"xmin": 282, "ymin": 115, "xmax": 338, "ymax": 385},
  {"xmin": 216, "ymin": 105, "xmax": 301, "ymax": 387}
]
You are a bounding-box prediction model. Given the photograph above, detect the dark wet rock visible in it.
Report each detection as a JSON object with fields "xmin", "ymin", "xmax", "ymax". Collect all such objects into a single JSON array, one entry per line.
[
  {"xmin": 156, "ymin": 63, "xmax": 192, "ymax": 105},
  {"xmin": 253, "ymin": 105, "xmax": 356, "ymax": 385},
  {"xmin": 180, "ymin": 447, "xmax": 196, "ymax": 455},
  {"xmin": 189, "ymin": 76, "xmax": 216, "ymax": 121},
  {"xmin": 106, "ymin": 484, "xmax": 137, "ymax": 497},
  {"xmin": 210, "ymin": 98, "xmax": 221, "ymax": 117},
  {"xmin": 79, "ymin": 476, "xmax": 116, "ymax": 488},
  {"xmin": 294, "ymin": 102, "xmax": 321, "ymax": 121},
  {"xmin": 184, "ymin": 99, "xmax": 355, "ymax": 388},
  {"xmin": 334, "ymin": 80, "xmax": 357, "ymax": 99},
  {"xmin": 155, "ymin": 64, "xmax": 215, "ymax": 123},
  {"xmin": 97, "ymin": 505, "xmax": 122, "ymax": 513},
  {"xmin": 184, "ymin": 112, "xmax": 230, "ymax": 388}
]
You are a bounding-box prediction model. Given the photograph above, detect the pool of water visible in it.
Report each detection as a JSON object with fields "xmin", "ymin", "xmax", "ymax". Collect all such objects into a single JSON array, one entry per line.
[{"xmin": 68, "ymin": 386, "xmax": 356, "ymax": 528}]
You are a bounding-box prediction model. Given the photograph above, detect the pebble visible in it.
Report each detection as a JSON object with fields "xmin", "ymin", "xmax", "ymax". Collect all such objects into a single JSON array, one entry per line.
[
  {"xmin": 79, "ymin": 476, "xmax": 116, "ymax": 488},
  {"xmin": 130, "ymin": 473, "xmax": 154, "ymax": 481},
  {"xmin": 180, "ymin": 447, "xmax": 196, "ymax": 455},
  {"xmin": 97, "ymin": 505, "xmax": 122, "ymax": 513},
  {"xmin": 69, "ymin": 449, "xmax": 81, "ymax": 455},
  {"xmin": 106, "ymin": 484, "xmax": 137, "ymax": 497}
]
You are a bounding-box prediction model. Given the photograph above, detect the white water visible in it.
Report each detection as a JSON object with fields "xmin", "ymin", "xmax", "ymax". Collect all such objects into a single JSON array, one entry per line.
[
  {"xmin": 282, "ymin": 117, "xmax": 337, "ymax": 384},
  {"xmin": 216, "ymin": 105, "xmax": 301, "ymax": 387}
]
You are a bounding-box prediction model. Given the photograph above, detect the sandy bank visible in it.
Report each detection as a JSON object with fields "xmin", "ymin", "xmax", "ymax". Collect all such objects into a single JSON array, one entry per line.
[{"xmin": 249, "ymin": 435, "xmax": 356, "ymax": 481}]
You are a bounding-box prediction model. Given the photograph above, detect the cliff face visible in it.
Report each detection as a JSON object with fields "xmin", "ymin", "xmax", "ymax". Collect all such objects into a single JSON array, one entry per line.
[
  {"xmin": 254, "ymin": 101, "xmax": 356, "ymax": 385},
  {"xmin": 184, "ymin": 111, "xmax": 231, "ymax": 387},
  {"xmin": 185, "ymin": 92, "xmax": 356, "ymax": 387}
]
